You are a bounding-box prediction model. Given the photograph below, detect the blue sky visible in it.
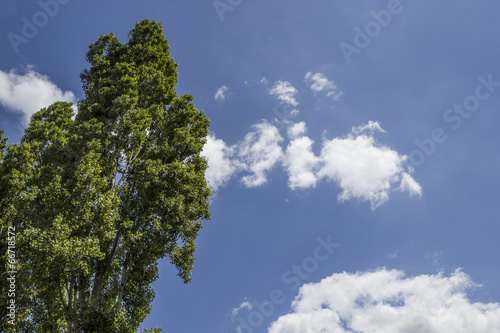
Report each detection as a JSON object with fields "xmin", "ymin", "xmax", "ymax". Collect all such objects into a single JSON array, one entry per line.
[{"xmin": 1, "ymin": 1, "xmax": 500, "ymax": 332}]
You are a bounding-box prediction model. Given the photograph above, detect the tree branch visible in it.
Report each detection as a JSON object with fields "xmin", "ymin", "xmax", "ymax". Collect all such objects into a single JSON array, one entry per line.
[{"xmin": 116, "ymin": 146, "xmax": 142, "ymax": 188}]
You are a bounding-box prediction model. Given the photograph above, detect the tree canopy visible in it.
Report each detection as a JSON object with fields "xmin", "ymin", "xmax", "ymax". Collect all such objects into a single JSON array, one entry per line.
[{"xmin": 0, "ymin": 19, "xmax": 211, "ymax": 332}]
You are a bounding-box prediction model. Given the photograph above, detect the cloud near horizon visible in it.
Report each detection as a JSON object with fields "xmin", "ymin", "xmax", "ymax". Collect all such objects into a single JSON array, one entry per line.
[{"xmin": 268, "ymin": 268, "xmax": 500, "ymax": 333}]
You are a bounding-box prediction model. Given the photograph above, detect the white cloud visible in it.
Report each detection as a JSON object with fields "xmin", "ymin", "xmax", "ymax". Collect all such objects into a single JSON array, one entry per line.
[
  {"xmin": 352, "ymin": 120, "xmax": 386, "ymax": 134},
  {"xmin": 316, "ymin": 121, "xmax": 421, "ymax": 209},
  {"xmin": 284, "ymin": 136, "xmax": 319, "ymax": 190},
  {"xmin": 269, "ymin": 268, "xmax": 500, "ymax": 333},
  {"xmin": 201, "ymin": 134, "xmax": 238, "ymax": 191},
  {"xmin": 0, "ymin": 67, "xmax": 77, "ymax": 124},
  {"xmin": 426, "ymin": 251, "xmax": 443, "ymax": 267},
  {"xmin": 201, "ymin": 122, "xmax": 284, "ymax": 191},
  {"xmin": 202, "ymin": 120, "xmax": 420, "ymax": 208},
  {"xmin": 284, "ymin": 122, "xmax": 319, "ymax": 189},
  {"xmin": 214, "ymin": 84, "xmax": 229, "ymax": 101},
  {"xmin": 304, "ymin": 72, "xmax": 334, "ymax": 92},
  {"xmin": 287, "ymin": 122, "xmax": 307, "ymax": 140},
  {"xmin": 386, "ymin": 250, "xmax": 398, "ymax": 259},
  {"xmin": 237, "ymin": 122, "xmax": 284, "ymax": 187},
  {"xmin": 269, "ymin": 80, "xmax": 299, "ymax": 107},
  {"xmin": 304, "ymin": 72, "xmax": 343, "ymax": 100},
  {"xmin": 231, "ymin": 301, "xmax": 253, "ymax": 317},
  {"xmin": 398, "ymin": 171, "xmax": 423, "ymax": 197}
]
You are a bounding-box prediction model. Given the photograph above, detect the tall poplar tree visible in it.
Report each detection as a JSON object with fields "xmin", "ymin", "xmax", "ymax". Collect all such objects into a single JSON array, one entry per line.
[{"xmin": 0, "ymin": 20, "xmax": 211, "ymax": 332}]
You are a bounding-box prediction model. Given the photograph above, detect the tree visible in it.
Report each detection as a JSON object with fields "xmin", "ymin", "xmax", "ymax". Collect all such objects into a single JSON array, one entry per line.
[{"xmin": 0, "ymin": 20, "xmax": 211, "ymax": 332}]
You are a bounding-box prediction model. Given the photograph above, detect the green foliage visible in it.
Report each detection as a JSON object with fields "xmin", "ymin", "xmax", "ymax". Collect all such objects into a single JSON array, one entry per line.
[{"xmin": 0, "ymin": 20, "xmax": 211, "ymax": 332}]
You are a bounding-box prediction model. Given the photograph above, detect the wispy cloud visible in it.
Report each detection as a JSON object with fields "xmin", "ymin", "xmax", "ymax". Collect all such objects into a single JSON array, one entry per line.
[
  {"xmin": 352, "ymin": 120, "xmax": 386, "ymax": 134},
  {"xmin": 304, "ymin": 72, "xmax": 343, "ymax": 100},
  {"xmin": 426, "ymin": 251, "xmax": 443, "ymax": 267},
  {"xmin": 269, "ymin": 80, "xmax": 299, "ymax": 106},
  {"xmin": 214, "ymin": 84, "xmax": 229, "ymax": 101},
  {"xmin": 386, "ymin": 250, "xmax": 398, "ymax": 259},
  {"xmin": 269, "ymin": 268, "xmax": 500, "ymax": 333},
  {"xmin": 231, "ymin": 301, "xmax": 253, "ymax": 317},
  {"xmin": 0, "ymin": 67, "xmax": 77, "ymax": 124}
]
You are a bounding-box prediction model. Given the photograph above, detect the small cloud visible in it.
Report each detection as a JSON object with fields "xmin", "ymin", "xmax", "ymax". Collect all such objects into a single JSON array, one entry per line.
[
  {"xmin": 231, "ymin": 301, "xmax": 253, "ymax": 318},
  {"xmin": 287, "ymin": 121, "xmax": 307, "ymax": 140},
  {"xmin": 284, "ymin": 122, "xmax": 319, "ymax": 189},
  {"xmin": 352, "ymin": 120, "xmax": 386, "ymax": 134},
  {"xmin": 201, "ymin": 134, "xmax": 239, "ymax": 190},
  {"xmin": 326, "ymin": 90, "xmax": 344, "ymax": 101},
  {"xmin": 285, "ymin": 136, "xmax": 320, "ymax": 190},
  {"xmin": 201, "ymin": 122, "xmax": 284, "ymax": 191},
  {"xmin": 202, "ymin": 122, "xmax": 284, "ymax": 191},
  {"xmin": 399, "ymin": 171, "xmax": 423, "ymax": 197},
  {"xmin": 304, "ymin": 71, "xmax": 343, "ymax": 101},
  {"xmin": 269, "ymin": 80, "xmax": 299, "ymax": 106},
  {"xmin": 259, "ymin": 77, "xmax": 269, "ymax": 84},
  {"xmin": 237, "ymin": 121, "xmax": 284, "ymax": 187},
  {"xmin": 0, "ymin": 67, "xmax": 77, "ymax": 124},
  {"xmin": 214, "ymin": 84, "xmax": 229, "ymax": 101},
  {"xmin": 386, "ymin": 250, "xmax": 398, "ymax": 259},
  {"xmin": 426, "ymin": 251, "xmax": 443, "ymax": 267}
]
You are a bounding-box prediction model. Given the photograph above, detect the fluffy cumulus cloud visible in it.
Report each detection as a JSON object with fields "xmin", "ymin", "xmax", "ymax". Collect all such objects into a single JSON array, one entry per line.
[
  {"xmin": 0, "ymin": 67, "xmax": 77, "ymax": 123},
  {"xmin": 237, "ymin": 122, "xmax": 284, "ymax": 187},
  {"xmin": 268, "ymin": 268, "xmax": 500, "ymax": 333},
  {"xmin": 214, "ymin": 84, "xmax": 229, "ymax": 101},
  {"xmin": 287, "ymin": 121, "xmax": 307, "ymax": 140},
  {"xmin": 202, "ymin": 120, "xmax": 421, "ymax": 208},
  {"xmin": 201, "ymin": 134, "xmax": 239, "ymax": 191},
  {"xmin": 269, "ymin": 80, "xmax": 299, "ymax": 106},
  {"xmin": 284, "ymin": 122, "xmax": 319, "ymax": 189},
  {"xmin": 317, "ymin": 121, "xmax": 421, "ymax": 209},
  {"xmin": 283, "ymin": 120, "xmax": 421, "ymax": 209},
  {"xmin": 304, "ymin": 72, "xmax": 343, "ymax": 100},
  {"xmin": 202, "ymin": 122, "xmax": 284, "ymax": 190}
]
